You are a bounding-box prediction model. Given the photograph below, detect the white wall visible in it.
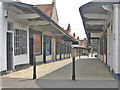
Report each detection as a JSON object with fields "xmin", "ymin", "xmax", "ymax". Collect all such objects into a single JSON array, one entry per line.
[
  {"xmin": 4, "ymin": 8, "xmax": 30, "ymax": 68},
  {"xmin": 112, "ymin": 4, "xmax": 119, "ymax": 73},
  {"xmin": 107, "ymin": 23, "xmax": 113, "ymax": 71},
  {"xmin": 0, "ymin": 2, "xmax": 7, "ymax": 72},
  {"xmin": 118, "ymin": 5, "xmax": 120, "ymax": 73},
  {"xmin": 46, "ymin": 55, "xmax": 52, "ymax": 61}
]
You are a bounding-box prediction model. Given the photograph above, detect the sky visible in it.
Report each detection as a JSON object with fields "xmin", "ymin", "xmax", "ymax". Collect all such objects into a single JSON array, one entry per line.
[{"xmin": 20, "ymin": 0, "xmax": 92, "ymax": 40}]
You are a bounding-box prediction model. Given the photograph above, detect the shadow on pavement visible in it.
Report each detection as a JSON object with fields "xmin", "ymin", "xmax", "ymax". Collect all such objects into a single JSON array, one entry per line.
[{"xmin": 35, "ymin": 79, "xmax": 118, "ymax": 88}]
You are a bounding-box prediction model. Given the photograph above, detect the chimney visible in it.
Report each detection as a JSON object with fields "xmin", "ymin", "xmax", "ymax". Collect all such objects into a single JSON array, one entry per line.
[
  {"xmin": 52, "ymin": 0, "xmax": 56, "ymax": 7},
  {"xmin": 67, "ymin": 24, "xmax": 71, "ymax": 34},
  {"xmin": 73, "ymin": 33, "xmax": 76, "ymax": 38}
]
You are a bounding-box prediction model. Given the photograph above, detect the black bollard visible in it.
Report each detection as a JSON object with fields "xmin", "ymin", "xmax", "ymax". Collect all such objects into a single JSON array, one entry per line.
[
  {"xmin": 79, "ymin": 49, "xmax": 80, "ymax": 60},
  {"xmin": 33, "ymin": 56, "xmax": 36, "ymax": 79},
  {"xmin": 72, "ymin": 57, "xmax": 75, "ymax": 80}
]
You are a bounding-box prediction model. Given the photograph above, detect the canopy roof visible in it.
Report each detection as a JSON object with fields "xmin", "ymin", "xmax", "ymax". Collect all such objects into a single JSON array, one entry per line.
[
  {"xmin": 79, "ymin": 0, "xmax": 120, "ymax": 40},
  {"xmin": 4, "ymin": 1, "xmax": 78, "ymax": 44}
]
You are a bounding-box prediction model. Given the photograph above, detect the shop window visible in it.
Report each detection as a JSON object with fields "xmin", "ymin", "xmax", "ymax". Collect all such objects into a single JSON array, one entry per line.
[
  {"xmin": 7, "ymin": 22, "xmax": 13, "ymax": 31},
  {"xmin": 14, "ymin": 29, "xmax": 27, "ymax": 55},
  {"xmin": 46, "ymin": 36, "xmax": 51, "ymax": 55},
  {"xmin": 33, "ymin": 34, "xmax": 42, "ymax": 55}
]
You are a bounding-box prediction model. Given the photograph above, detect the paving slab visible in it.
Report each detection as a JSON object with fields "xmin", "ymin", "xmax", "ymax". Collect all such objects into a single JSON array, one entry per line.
[
  {"xmin": 2, "ymin": 57, "xmax": 118, "ymax": 88},
  {"xmin": 2, "ymin": 58, "xmax": 74, "ymax": 79},
  {"xmin": 40, "ymin": 59, "xmax": 114, "ymax": 80}
]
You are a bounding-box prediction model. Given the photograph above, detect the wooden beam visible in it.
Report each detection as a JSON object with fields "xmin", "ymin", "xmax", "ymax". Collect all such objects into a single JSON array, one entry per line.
[
  {"xmin": 84, "ymin": 13, "xmax": 109, "ymax": 19},
  {"xmin": 87, "ymin": 29, "xmax": 103, "ymax": 33},
  {"xmin": 17, "ymin": 14, "xmax": 40, "ymax": 19},
  {"xmin": 28, "ymin": 21, "xmax": 49, "ymax": 25},
  {"xmin": 86, "ymin": 20, "xmax": 107, "ymax": 25},
  {"xmin": 90, "ymin": 37, "xmax": 100, "ymax": 39}
]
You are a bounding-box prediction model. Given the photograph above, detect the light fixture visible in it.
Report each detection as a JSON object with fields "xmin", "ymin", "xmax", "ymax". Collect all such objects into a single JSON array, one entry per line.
[
  {"xmin": 5, "ymin": 10, "xmax": 8, "ymax": 18},
  {"xmin": 102, "ymin": 5, "xmax": 112, "ymax": 12}
]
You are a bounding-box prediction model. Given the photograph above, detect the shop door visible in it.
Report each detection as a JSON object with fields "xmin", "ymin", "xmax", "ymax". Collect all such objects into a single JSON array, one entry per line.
[
  {"xmin": 29, "ymin": 38, "xmax": 34, "ymax": 65},
  {"xmin": 7, "ymin": 33, "xmax": 13, "ymax": 70}
]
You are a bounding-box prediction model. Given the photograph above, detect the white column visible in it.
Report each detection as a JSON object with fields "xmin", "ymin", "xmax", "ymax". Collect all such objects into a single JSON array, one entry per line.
[
  {"xmin": 110, "ymin": 21, "xmax": 113, "ymax": 71},
  {"xmin": 107, "ymin": 23, "xmax": 113, "ymax": 71},
  {"xmin": 0, "ymin": 2, "xmax": 7, "ymax": 72},
  {"xmin": 118, "ymin": 5, "xmax": 120, "ymax": 74},
  {"xmin": 112, "ymin": 4, "xmax": 119, "ymax": 74}
]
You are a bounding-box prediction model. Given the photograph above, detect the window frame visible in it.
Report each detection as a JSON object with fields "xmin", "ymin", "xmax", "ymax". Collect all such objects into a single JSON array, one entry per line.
[
  {"xmin": 14, "ymin": 29, "xmax": 27, "ymax": 56},
  {"xmin": 33, "ymin": 34, "xmax": 42, "ymax": 56},
  {"xmin": 45, "ymin": 35, "xmax": 52, "ymax": 56}
]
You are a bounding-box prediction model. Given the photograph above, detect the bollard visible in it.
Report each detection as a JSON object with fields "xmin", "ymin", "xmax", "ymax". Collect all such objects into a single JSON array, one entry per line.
[
  {"xmin": 79, "ymin": 49, "xmax": 80, "ymax": 60},
  {"xmin": 33, "ymin": 56, "xmax": 36, "ymax": 79},
  {"xmin": 72, "ymin": 57, "xmax": 75, "ymax": 80}
]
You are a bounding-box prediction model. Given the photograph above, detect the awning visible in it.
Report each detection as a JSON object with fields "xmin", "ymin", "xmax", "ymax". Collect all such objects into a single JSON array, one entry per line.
[
  {"xmin": 79, "ymin": 0, "xmax": 120, "ymax": 40},
  {"xmin": 5, "ymin": 1, "xmax": 77, "ymax": 43}
]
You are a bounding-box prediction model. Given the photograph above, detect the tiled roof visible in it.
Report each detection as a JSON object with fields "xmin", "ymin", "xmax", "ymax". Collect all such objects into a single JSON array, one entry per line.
[{"xmin": 36, "ymin": 4, "xmax": 53, "ymax": 18}]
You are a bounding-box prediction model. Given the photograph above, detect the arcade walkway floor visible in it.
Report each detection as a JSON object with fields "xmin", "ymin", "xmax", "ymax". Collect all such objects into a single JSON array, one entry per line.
[
  {"xmin": 40, "ymin": 58, "xmax": 114, "ymax": 80},
  {"xmin": 2, "ymin": 57, "xmax": 119, "ymax": 88}
]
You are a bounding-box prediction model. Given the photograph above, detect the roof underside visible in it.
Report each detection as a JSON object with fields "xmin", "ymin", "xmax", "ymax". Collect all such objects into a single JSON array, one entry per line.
[
  {"xmin": 79, "ymin": 1, "xmax": 119, "ymax": 40},
  {"xmin": 5, "ymin": 2, "xmax": 77, "ymax": 43}
]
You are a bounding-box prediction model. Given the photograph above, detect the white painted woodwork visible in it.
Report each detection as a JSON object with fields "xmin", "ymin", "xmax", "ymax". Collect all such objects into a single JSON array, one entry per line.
[
  {"xmin": 91, "ymin": 33, "xmax": 101, "ymax": 38},
  {"xmin": 86, "ymin": 20, "xmax": 107, "ymax": 25},
  {"xmin": 84, "ymin": 13, "xmax": 109, "ymax": 19},
  {"xmin": 28, "ymin": 21, "xmax": 49, "ymax": 25},
  {"xmin": 17, "ymin": 14, "xmax": 40, "ymax": 19}
]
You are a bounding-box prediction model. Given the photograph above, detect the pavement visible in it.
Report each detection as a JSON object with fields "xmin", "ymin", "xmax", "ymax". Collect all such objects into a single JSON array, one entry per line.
[
  {"xmin": 1, "ymin": 56, "xmax": 119, "ymax": 88},
  {"xmin": 2, "ymin": 58, "xmax": 73, "ymax": 79}
]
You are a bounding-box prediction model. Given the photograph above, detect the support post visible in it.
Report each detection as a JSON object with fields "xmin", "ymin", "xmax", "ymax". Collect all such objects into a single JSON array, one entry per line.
[
  {"xmin": 72, "ymin": 57, "xmax": 75, "ymax": 80},
  {"xmin": 33, "ymin": 56, "xmax": 36, "ymax": 79}
]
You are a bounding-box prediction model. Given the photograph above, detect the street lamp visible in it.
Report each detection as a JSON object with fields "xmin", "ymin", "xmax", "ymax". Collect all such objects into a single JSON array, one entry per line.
[
  {"xmin": 71, "ymin": 45, "xmax": 88, "ymax": 80},
  {"xmin": 71, "ymin": 47, "xmax": 77, "ymax": 80}
]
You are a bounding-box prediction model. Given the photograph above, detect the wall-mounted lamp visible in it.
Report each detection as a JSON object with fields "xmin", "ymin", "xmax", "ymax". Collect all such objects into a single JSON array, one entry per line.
[
  {"xmin": 5, "ymin": 10, "xmax": 8, "ymax": 18},
  {"xmin": 102, "ymin": 5, "xmax": 112, "ymax": 12}
]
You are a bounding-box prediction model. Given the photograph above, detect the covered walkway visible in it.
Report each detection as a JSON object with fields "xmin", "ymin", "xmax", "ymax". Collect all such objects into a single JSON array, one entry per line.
[
  {"xmin": 40, "ymin": 58, "xmax": 114, "ymax": 80},
  {"xmin": 2, "ymin": 57, "xmax": 118, "ymax": 88},
  {"xmin": 2, "ymin": 57, "xmax": 114, "ymax": 80}
]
